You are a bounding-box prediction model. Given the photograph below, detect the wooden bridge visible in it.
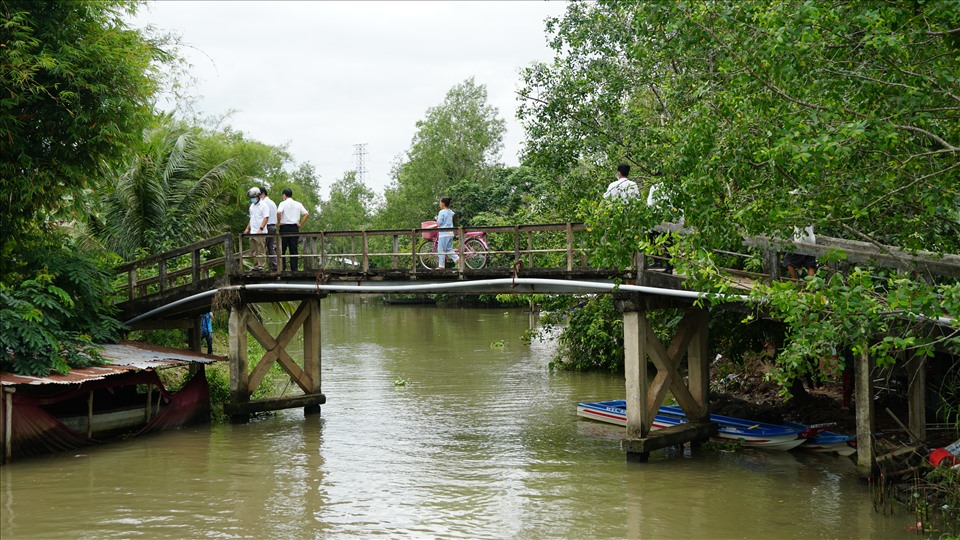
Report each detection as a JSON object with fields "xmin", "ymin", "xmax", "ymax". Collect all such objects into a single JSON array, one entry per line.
[{"xmin": 111, "ymin": 222, "xmax": 959, "ymax": 476}]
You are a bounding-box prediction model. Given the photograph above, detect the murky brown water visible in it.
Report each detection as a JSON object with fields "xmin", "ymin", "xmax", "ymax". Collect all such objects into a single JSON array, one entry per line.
[{"xmin": 1, "ymin": 296, "xmax": 912, "ymax": 538}]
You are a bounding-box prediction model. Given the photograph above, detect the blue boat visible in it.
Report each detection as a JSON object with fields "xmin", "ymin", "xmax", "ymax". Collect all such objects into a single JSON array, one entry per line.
[
  {"xmin": 782, "ymin": 421, "xmax": 857, "ymax": 456},
  {"xmin": 576, "ymin": 400, "xmax": 809, "ymax": 451}
]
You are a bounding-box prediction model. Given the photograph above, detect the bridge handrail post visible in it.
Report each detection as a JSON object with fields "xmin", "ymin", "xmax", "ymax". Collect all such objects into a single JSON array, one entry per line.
[
  {"xmin": 362, "ymin": 231, "xmax": 369, "ymax": 273},
  {"xmin": 528, "ymin": 231, "xmax": 534, "ymax": 268},
  {"xmin": 391, "ymin": 235, "xmax": 399, "ymax": 269},
  {"xmin": 566, "ymin": 223, "xmax": 574, "ymax": 272},
  {"xmin": 319, "ymin": 232, "xmax": 326, "ymax": 270},
  {"xmin": 224, "ymin": 234, "xmax": 236, "ymax": 275},
  {"xmin": 513, "ymin": 226, "xmax": 521, "ymax": 266},
  {"xmin": 192, "ymin": 248, "xmax": 201, "ymax": 284},
  {"xmin": 158, "ymin": 258, "xmax": 167, "ymax": 295},
  {"xmin": 411, "ymin": 230, "xmax": 418, "ymax": 273},
  {"xmin": 128, "ymin": 268, "xmax": 137, "ymax": 301},
  {"xmin": 457, "ymin": 227, "xmax": 464, "ymax": 273}
]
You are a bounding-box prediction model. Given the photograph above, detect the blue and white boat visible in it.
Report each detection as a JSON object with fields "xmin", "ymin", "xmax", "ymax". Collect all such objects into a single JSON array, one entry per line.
[
  {"xmin": 782, "ymin": 421, "xmax": 857, "ymax": 456},
  {"xmin": 576, "ymin": 400, "xmax": 809, "ymax": 451}
]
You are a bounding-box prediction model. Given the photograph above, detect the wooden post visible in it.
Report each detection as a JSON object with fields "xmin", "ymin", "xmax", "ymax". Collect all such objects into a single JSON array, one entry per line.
[
  {"xmin": 3, "ymin": 387, "xmax": 14, "ymax": 464},
  {"xmin": 392, "ymin": 235, "xmax": 400, "ymax": 269},
  {"xmin": 319, "ymin": 233, "xmax": 326, "ymax": 269},
  {"xmin": 623, "ymin": 310, "xmax": 650, "ymax": 461},
  {"xmin": 411, "ymin": 231, "xmax": 418, "ymax": 273},
  {"xmin": 192, "ymin": 249, "xmax": 201, "ymax": 284},
  {"xmin": 224, "ymin": 236, "xmax": 235, "ymax": 276},
  {"xmin": 158, "ymin": 258, "xmax": 167, "ymax": 295},
  {"xmin": 361, "ymin": 231, "xmax": 369, "ymax": 273},
  {"xmin": 457, "ymin": 227, "xmax": 465, "ymax": 273},
  {"xmin": 128, "ymin": 268, "xmax": 138, "ymax": 300},
  {"xmin": 188, "ymin": 317, "xmax": 201, "ymax": 353},
  {"xmin": 228, "ymin": 305, "xmax": 251, "ymax": 423},
  {"xmin": 303, "ymin": 299, "xmax": 322, "ymax": 415},
  {"xmin": 855, "ymin": 346, "xmax": 875, "ymax": 477},
  {"xmin": 87, "ymin": 390, "xmax": 94, "ymax": 438},
  {"xmin": 686, "ymin": 308, "xmax": 710, "ymax": 422},
  {"xmin": 145, "ymin": 385, "xmax": 153, "ymax": 421},
  {"xmin": 763, "ymin": 249, "xmax": 781, "ymax": 280},
  {"xmin": 527, "ymin": 232, "xmax": 534, "ymax": 268},
  {"xmin": 513, "ymin": 226, "xmax": 521, "ymax": 267},
  {"xmin": 566, "ymin": 223, "xmax": 574, "ymax": 272},
  {"xmin": 906, "ymin": 352, "xmax": 926, "ymax": 444}
]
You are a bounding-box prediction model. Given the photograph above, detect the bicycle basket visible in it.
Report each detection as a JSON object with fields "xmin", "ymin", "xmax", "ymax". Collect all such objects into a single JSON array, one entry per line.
[{"xmin": 421, "ymin": 220, "xmax": 439, "ymax": 240}]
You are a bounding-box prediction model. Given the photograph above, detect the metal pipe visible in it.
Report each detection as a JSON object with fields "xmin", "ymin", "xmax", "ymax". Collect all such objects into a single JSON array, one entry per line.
[
  {"xmin": 123, "ymin": 278, "xmax": 956, "ymax": 328},
  {"xmin": 123, "ymin": 278, "xmax": 746, "ymax": 325}
]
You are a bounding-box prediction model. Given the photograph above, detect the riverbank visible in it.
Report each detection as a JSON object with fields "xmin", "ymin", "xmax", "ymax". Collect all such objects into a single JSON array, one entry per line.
[{"xmin": 708, "ymin": 355, "xmax": 960, "ymax": 536}]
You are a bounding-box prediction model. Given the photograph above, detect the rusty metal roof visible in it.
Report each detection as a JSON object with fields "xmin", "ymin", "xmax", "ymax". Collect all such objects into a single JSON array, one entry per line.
[{"xmin": 1, "ymin": 341, "xmax": 223, "ymax": 386}]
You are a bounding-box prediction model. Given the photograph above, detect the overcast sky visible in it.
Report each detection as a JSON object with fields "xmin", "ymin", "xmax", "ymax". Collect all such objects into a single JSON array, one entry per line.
[{"xmin": 131, "ymin": 1, "xmax": 568, "ymax": 196}]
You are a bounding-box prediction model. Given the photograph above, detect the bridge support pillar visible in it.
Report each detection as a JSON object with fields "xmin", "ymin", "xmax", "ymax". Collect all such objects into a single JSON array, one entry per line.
[
  {"xmin": 226, "ymin": 298, "xmax": 325, "ymax": 423},
  {"xmin": 616, "ymin": 294, "xmax": 713, "ymax": 460},
  {"xmin": 855, "ymin": 347, "xmax": 876, "ymax": 477},
  {"xmin": 906, "ymin": 352, "xmax": 926, "ymax": 445}
]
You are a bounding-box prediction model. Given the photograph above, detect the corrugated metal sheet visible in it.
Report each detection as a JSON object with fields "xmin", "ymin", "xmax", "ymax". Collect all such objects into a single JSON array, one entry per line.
[{"xmin": 1, "ymin": 342, "xmax": 222, "ymax": 386}]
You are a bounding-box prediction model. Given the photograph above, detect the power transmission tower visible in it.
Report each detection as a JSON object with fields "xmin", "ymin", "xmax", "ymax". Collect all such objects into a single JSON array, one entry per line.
[{"xmin": 353, "ymin": 143, "xmax": 368, "ymax": 183}]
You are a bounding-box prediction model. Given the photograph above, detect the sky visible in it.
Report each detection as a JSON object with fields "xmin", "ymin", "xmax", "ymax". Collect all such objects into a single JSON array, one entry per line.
[{"xmin": 131, "ymin": 1, "xmax": 569, "ymax": 196}]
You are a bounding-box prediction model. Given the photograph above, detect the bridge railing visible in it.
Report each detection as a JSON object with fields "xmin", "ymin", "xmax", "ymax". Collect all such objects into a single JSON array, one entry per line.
[
  {"xmin": 234, "ymin": 222, "xmax": 594, "ymax": 274},
  {"xmin": 114, "ymin": 234, "xmax": 234, "ymax": 303},
  {"xmin": 114, "ymin": 222, "xmax": 960, "ymax": 305}
]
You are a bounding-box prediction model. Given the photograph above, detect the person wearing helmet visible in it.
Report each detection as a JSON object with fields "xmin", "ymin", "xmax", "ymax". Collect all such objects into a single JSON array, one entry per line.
[
  {"xmin": 259, "ymin": 186, "xmax": 279, "ymax": 272},
  {"xmin": 243, "ymin": 186, "xmax": 268, "ymax": 271}
]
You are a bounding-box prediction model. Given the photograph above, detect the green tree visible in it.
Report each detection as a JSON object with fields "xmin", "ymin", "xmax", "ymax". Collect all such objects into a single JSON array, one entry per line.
[
  {"xmin": 192, "ymin": 120, "xmax": 315, "ymax": 236},
  {"xmin": 277, "ymin": 162, "xmax": 322, "ymax": 231},
  {"xmin": 379, "ymin": 78, "xmax": 506, "ymax": 228},
  {"xmin": 0, "ymin": 0, "xmax": 167, "ymax": 255},
  {"xmin": 315, "ymin": 170, "xmax": 377, "ymax": 231},
  {"xmin": 519, "ymin": 1, "xmax": 960, "ymax": 383},
  {"xmin": 0, "ymin": 0, "xmax": 170, "ymax": 375},
  {"xmin": 90, "ymin": 118, "xmax": 232, "ymax": 259}
]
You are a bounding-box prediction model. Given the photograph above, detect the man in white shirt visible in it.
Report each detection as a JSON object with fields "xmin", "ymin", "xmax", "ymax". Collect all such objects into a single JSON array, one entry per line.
[
  {"xmin": 277, "ymin": 188, "xmax": 310, "ymax": 272},
  {"xmin": 242, "ymin": 187, "xmax": 268, "ymax": 271},
  {"xmin": 603, "ymin": 163, "xmax": 640, "ymax": 201},
  {"xmin": 259, "ymin": 187, "xmax": 279, "ymax": 272}
]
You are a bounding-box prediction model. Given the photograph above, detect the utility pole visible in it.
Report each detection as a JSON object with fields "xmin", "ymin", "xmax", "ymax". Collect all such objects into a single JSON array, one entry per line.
[{"xmin": 353, "ymin": 143, "xmax": 368, "ymax": 183}]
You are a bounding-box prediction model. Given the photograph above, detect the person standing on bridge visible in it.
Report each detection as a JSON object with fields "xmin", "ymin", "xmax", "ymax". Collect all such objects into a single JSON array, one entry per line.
[
  {"xmin": 277, "ymin": 188, "xmax": 310, "ymax": 272},
  {"xmin": 603, "ymin": 163, "xmax": 640, "ymax": 201},
  {"xmin": 243, "ymin": 187, "xmax": 268, "ymax": 271},
  {"xmin": 435, "ymin": 196, "xmax": 459, "ymax": 270},
  {"xmin": 260, "ymin": 187, "xmax": 279, "ymax": 272}
]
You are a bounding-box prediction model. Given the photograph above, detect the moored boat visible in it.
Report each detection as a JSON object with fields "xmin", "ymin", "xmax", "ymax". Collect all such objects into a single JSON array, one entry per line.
[
  {"xmin": 576, "ymin": 400, "xmax": 809, "ymax": 451},
  {"xmin": 782, "ymin": 421, "xmax": 857, "ymax": 456}
]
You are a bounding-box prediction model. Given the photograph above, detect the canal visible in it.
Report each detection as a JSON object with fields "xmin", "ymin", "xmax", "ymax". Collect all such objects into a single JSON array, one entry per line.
[{"xmin": 1, "ymin": 296, "xmax": 911, "ymax": 538}]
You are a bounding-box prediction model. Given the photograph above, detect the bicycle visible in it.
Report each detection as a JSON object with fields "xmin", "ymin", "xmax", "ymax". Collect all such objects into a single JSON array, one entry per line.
[{"xmin": 418, "ymin": 220, "xmax": 489, "ymax": 270}]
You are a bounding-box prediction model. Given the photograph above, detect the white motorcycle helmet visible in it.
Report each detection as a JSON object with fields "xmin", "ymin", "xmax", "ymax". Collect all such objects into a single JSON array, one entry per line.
[{"xmin": 247, "ymin": 187, "xmax": 261, "ymax": 198}]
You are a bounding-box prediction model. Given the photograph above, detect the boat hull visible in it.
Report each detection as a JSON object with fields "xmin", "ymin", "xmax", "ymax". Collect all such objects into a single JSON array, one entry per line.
[{"xmin": 577, "ymin": 401, "xmax": 807, "ymax": 451}]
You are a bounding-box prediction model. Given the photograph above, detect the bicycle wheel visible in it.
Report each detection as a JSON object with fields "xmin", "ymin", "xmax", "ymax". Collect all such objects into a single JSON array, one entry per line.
[
  {"xmin": 417, "ymin": 240, "xmax": 438, "ymax": 270},
  {"xmin": 462, "ymin": 238, "xmax": 488, "ymax": 270}
]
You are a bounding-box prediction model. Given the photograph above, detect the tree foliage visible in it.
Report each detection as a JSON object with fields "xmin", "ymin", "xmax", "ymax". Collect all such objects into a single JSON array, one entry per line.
[
  {"xmin": 379, "ymin": 78, "xmax": 506, "ymax": 228},
  {"xmin": 0, "ymin": 0, "xmax": 169, "ymax": 375},
  {"xmin": 0, "ymin": 234, "xmax": 123, "ymax": 375},
  {"xmin": 519, "ymin": 0, "xmax": 960, "ymax": 383},
  {"xmin": 90, "ymin": 118, "xmax": 232, "ymax": 259},
  {"xmin": 315, "ymin": 170, "xmax": 377, "ymax": 231},
  {"xmin": 0, "ymin": 0, "xmax": 167, "ymax": 255},
  {"xmin": 191, "ymin": 120, "xmax": 321, "ymax": 236}
]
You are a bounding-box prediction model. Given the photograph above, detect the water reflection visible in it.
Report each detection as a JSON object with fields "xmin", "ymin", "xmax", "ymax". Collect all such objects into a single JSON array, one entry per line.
[{"xmin": 1, "ymin": 296, "xmax": 911, "ymax": 538}]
